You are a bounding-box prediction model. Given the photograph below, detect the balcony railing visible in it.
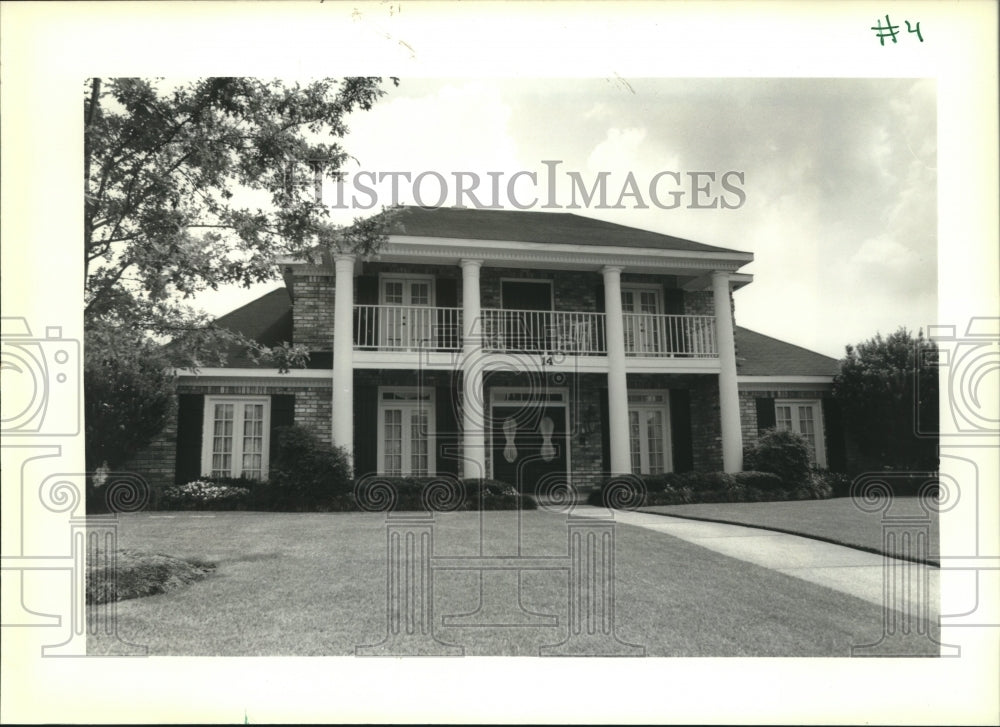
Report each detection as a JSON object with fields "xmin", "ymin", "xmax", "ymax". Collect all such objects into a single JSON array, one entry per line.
[
  {"xmin": 622, "ymin": 313, "xmax": 717, "ymax": 357},
  {"xmin": 352, "ymin": 305, "xmax": 718, "ymax": 358},
  {"xmin": 481, "ymin": 309, "xmax": 607, "ymax": 355},
  {"xmin": 354, "ymin": 305, "xmax": 463, "ymax": 351}
]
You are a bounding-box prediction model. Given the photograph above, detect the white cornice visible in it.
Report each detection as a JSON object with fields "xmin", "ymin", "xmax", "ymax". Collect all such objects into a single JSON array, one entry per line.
[
  {"xmin": 737, "ymin": 376, "xmax": 834, "ymax": 391},
  {"xmin": 278, "ymin": 236, "xmax": 753, "ymax": 275}
]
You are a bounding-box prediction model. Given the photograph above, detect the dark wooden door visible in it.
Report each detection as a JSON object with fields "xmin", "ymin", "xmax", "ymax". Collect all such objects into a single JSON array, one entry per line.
[{"xmin": 491, "ymin": 404, "xmax": 567, "ymax": 493}]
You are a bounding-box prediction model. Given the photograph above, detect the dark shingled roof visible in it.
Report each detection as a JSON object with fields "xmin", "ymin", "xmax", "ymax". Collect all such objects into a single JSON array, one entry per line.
[
  {"xmin": 735, "ymin": 327, "xmax": 840, "ymax": 378},
  {"xmin": 387, "ymin": 206, "xmax": 745, "ymax": 255},
  {"xmin": 210, "ymin": 287, "xmax": 293, "ymax": 367},
  {"xmin": 206, "ymin": 288, "xmax": 839, "ymax": 378}
]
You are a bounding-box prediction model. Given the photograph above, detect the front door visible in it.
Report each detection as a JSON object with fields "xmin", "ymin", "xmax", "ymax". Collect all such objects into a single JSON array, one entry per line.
[
  {"xmin": 490, "ymin": 402, "xmax": 568, "ymax": 494},
  {"xmin": 380, "ymin": 277, "xmax": 433, "ymax": 349}
]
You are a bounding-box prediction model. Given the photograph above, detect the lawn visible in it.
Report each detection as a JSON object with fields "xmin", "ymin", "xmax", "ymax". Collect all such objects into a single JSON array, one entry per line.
[
  {"xmin": 639, "ymin": 496, "xmax": 939, "ymax": 564},
  {"xmin": 88, "ymin": 509, "xmax": 940, "ymax": 656}
]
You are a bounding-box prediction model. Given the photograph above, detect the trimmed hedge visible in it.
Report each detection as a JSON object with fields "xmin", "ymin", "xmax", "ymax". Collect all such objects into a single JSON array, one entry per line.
[
  {"xmin": 354, "ymin": 476, "xmax": 537, "ymax": 512},
  {"xmin": 587, "ymin": 469, "xmax": 834, "ymax": 509}
]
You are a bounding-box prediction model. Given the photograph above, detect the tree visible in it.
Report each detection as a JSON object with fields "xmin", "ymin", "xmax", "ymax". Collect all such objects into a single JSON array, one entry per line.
[
  {"xmin": 84, "ymin": 319, "xmax": 175, "ymax": 472},
  {"xmin": 833, "ymin": 327, "xmax": 939, "ymax": 472},
  {"xmin": 84, "ymin": 76, "xmax": 397, "ymax": 366},
  {"xmin": 83, "ymin": 77, "xmax": 397, "ymax": 470}
]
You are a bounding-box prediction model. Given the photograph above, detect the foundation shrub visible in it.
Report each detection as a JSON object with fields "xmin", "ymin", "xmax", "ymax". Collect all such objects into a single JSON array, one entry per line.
[{"xmin": 744, "ymin": 428, "xmax": 812, "ymax": 489}]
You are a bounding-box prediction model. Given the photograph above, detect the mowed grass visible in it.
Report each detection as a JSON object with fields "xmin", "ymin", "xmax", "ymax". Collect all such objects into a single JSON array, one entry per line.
[
  {"xmin": 88, "ymin": 509, "xmax": 940, "ymax": 657},
  {"xmin": 639, "ymin": 497, "xmax": 939, "ymax": 564}
]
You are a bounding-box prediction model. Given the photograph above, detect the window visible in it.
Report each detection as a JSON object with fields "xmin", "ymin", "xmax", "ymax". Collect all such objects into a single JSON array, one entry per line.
[
  {"xmin": 201, "ymin": 397, "xmax": 271, "ymax": 480},
  {"xmin": 627, "ymin": 391, "xmax": 672, "ymax": 475},
  {"xmin": 774, "ymin": 399, "xmax": 827, "ymax": 468},
  {"xmin": 378, "ymin": 388, "xmax": 435, "ymax": 476}
]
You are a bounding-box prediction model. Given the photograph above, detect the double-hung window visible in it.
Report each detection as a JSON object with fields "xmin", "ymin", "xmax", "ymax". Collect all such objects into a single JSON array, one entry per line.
[{"xmin": 201, "ymin": 397, "xmax": 271, "ymax": 480}]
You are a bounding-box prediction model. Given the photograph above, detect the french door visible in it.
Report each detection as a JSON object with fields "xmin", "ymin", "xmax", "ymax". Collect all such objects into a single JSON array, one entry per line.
[
  {"xmin": 775, "ymin": 401, "xmax": 826, "ymax": 467},
  {"xmin": 627, "ymin": 391, "xmax": 672, "ymax": 475},
  {"xmin": 202, "ymin": 397, "xmax": 270, "ymax": 480},
  {"xmin": 621, "ymin": 287, "xmax": 662, "ymax": 354},
  {"xmin": 380, "ymin": 277, "xmax": 434, "ymax": 349},
  {"xmin": 378, "ymin": 389, "xmax": 434, "ymax": 476}
]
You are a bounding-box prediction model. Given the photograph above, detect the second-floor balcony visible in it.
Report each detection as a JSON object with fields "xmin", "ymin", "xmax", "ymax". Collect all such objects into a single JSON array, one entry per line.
[{"xmin": 353, "ymin": 305, "xmax": 718, "ymax": 358}]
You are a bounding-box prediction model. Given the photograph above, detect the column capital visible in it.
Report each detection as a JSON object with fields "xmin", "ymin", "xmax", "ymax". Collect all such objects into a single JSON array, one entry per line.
[
  {"xmin": 711, "ymin": 270, "xmax": 731, "ymax": 282},
  {"xmin": 460, "ymin": 258, "xmax": 484, "ymax": 271},
  {"xmin": 601, "ymin": 265, "xmax": 625, "ymax": 276},
  {"xmin": 333, "ymin": 252, "xmax": 357, "ymax": 268}
]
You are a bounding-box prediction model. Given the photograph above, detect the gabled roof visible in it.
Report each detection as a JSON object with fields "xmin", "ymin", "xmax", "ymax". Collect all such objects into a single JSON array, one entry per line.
[
  {"xmin": 207, "ymin": 287, "xmax": 292, "ymax": 367},
  {"xmin": 204, "ymin": 287, "xmax": 841, "ymax": 379},
  {"xmin": 387, "ymin": 206, "xmax": 744, "ymax": 255},
  {"xmin": 735, "ymin": 327, "xmax": 840, "ymax": 378}
]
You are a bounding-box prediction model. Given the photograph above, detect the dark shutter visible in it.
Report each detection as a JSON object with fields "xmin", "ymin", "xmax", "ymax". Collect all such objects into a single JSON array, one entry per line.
[
  {"xmin": 435, "ymin": 381, "xmax": 460, "ymax": 476},
  {"xmin": 436, "ymin": 277, "xmax": 459, "ymax": 350},
  {"xmin": 599, "ymin": 388, "xmax": 611, "ymax": 474},
  {"xmin": 354, "ymin": 385, "xmax": 378, "ymax": 478},
  {"xmin": 755, "ymin": 397, "xmax": 776, "ymax": 433},
  {"xmin": 595, "ymin": 284, "xmax": 605, "ymax": 312},
  {"xmin": 174, "ymin": 394, "xmax": 204, "ymax": 484},
  {"xmin": 669, "ymin": 389, "xmax": 693, "ymax": 472},
  {"xmin": 355, "ymin": 275, "xmax": 378, "ymax": 348},
  {"xmin": 269, "ymin": 394, "xmax": 295, "ymax": 455},
  {"xmin": 822, "ymin": 398, "xmax": 847, "ymax": 472}
]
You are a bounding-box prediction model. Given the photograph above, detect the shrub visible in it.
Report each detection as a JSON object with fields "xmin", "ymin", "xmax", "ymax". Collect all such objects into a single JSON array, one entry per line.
[
  {"xmin": 159, "ymin": 480, "xmax": 252, "ymax": 511},
  {"xmin": 731, "ymin": 471, "xmax": 785, "ymax": 494},
  {"xmin": 352, "ymin": 476, "xmax": 536, "ymax": 512},
  {"xmin": 268, "ymin": 425, "xmax": 353, "ymax": 510},
  {"xmin": 589, "ymin": 469, "xmax": 826, "ymax": 508},
  {"xmin": 744, "ymin": 428, "xmax": 812, "ymax": 489}
]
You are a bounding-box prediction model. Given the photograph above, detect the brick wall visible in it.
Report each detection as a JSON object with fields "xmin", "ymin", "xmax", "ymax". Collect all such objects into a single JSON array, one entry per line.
[
  {"xmin": 292, "ymin": 273, "xmax": 336, "ymax": 350},
  {"xmin": 480, "ymin": 267, "xmax": 598, "ymax": 311},
  {"xmin": 119, "ymin": 381, "xmax": 332, "ymax": 492},
  {"xmin": 118, "ymin": 402, "xmax": 178, "ymax": 491},
  {"xmin": 689, "ymin": 376, "xmax": 723, "ymax": 471}
]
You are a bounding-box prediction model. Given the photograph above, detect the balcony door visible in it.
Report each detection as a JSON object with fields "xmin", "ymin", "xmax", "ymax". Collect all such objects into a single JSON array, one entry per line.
[
  {"xmin": 621, "ymin": 286, "xmax": 662, "ymax": 354},
  {"xmin": 500, "ymin": 279, "xmax": 552, "ymax": 352},
  {"xmin": 380, "ymin": 276, "xmax": 434, "ymax": 350}
]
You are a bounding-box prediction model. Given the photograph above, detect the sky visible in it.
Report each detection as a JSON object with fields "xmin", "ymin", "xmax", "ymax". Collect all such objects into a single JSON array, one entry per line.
[{"xmin": 196, "ymin": 77, "xmax": 937, "ymax": 359}]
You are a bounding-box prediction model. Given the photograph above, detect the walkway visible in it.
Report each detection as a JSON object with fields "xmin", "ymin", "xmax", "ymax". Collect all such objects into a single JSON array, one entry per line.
[{"xmin": 571, "ymin": 505, "xmax": 940, "ymax": 618}]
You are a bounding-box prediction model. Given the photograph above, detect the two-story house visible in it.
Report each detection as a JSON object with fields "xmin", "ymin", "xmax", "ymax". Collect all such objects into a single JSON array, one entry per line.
[{"xmin": 129, "ymin": 206, "xmax": 845, "ymax": 493}]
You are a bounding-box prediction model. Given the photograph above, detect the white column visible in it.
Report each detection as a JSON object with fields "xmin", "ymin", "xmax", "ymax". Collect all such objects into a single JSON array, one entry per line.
[
  {"xmin": 460, "ymin": 259, "xmax": 486, "ymax": 479},
  {"xmin": 712, "ymin": 270, "xmax": 743, "ymax": 472},
  {"xmin": 332, "ymin": 253, "xmax": 356, "ymax": 471},
  {"xmin": 602, "ymin": 265, "xmax": 632, "ymax": 475}
]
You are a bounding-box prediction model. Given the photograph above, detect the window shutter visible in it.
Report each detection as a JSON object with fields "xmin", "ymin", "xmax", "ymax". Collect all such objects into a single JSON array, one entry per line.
[
  {"xmin": 354, "ymin": 385, "xmax": 378, "ymax": 477},
  {"xmin": 595, "ymin": 284, "xmax": 605, "ymax": 313},
  {"xmin": 436, "ymin": 278, "xmax": 459, "ymax": 350},
  {"xmin": 756, "ymin": 397, "xmax": 776, "ymax": 433},
  {"xmin": 435, "ymin": 381, "xmax": 460, "ymax": 476},
  {"xmin": 174, "ymin": 394, "xmax": 204, "ymax": 484},
  {"xmin": 822, "ymin": 398, "xmax": 847, "ymax": 472},
  {"xmin": 269, "ymin": 394, "xmax": 295, "ymax": 451},
  {"xmin": 599, "ymin": 388, "xmax": 611, "ymax": 473},
  {"xmin": 669, "ymin": 389, "xmax": 694, "ymax": 472}
]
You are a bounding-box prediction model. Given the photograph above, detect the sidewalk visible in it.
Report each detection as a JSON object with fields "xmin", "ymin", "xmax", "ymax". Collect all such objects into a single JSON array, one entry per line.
[{"xmin": 572, "ymin": 505, "xmax": 940, "ymax": 618}]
